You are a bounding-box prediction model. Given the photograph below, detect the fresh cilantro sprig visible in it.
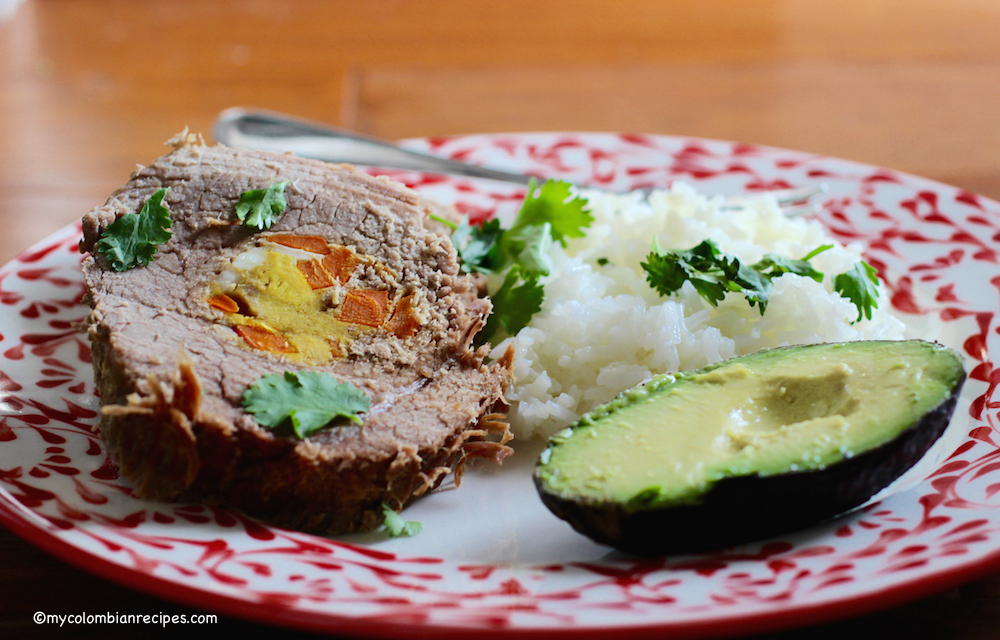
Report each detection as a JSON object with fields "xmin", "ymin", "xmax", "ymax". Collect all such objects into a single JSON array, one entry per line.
[
  {"xmin": 96, "ymin": 188, "xmax": 173, "ymax": 271},
  {"xmin": 833, "ymin": 261, "xmax": 880, "ymax": 321},
  {"xmin": 434, "ymin": 179, "xmax": 590, "ymax": 276},
  {"xmin": 479, "ymin": 266, "xmax": 545, "ymax": 342},
  {"xmin": 242, "ymin": 371, "xmax": 370, "ymax": 439},
  {"xmin": 641, "ymin": 238, "xmax": 825, "ymax": 314},
  {"xmin": 642, "ymin": 238, "xmax": 735, "ymax": 306},
  {"xmin": 235, "ymin": 181, "xmax": 290, "ymax": 230},
  {"xmin": 514, "ymin": 178, "xmax": 593, "ymax": 247},
  {"xmin": 433, "ymin": 179, "xmax": 591, "ymax": 342},
  {"xmin": 448, "ymin": 217, "xmax": 503, "ymax": 273},
  {"xmin": 642, "ymin": 238, "xmax": 879, "ymax": 321},
  {"xmin": 381, "ymin": 503, "xmax": 423, "ymax": 538}
]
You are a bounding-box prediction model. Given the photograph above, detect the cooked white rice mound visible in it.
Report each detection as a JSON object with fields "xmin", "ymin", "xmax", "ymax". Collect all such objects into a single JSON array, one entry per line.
[{"xmin": 488, "ymin": 182, "xmax": 906, "ymax": 441}]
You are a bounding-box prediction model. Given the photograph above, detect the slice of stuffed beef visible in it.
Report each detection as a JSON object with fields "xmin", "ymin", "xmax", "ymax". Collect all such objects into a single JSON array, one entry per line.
[{"xmin": 79, "ymin": 132, "xmax": 512, "ymax": 534}]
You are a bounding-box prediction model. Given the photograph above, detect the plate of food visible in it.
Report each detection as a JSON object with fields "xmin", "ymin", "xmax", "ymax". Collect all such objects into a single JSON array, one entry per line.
[{"xmin": 0, "ymin": 129, "xmax": 996, "ymax": 639}]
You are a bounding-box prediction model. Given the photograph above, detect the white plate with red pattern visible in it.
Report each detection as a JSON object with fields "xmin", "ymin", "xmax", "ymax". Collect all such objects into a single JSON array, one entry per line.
[{"xmin": 1, "ymin": 132, "xmax": 999, "ymax": 639}]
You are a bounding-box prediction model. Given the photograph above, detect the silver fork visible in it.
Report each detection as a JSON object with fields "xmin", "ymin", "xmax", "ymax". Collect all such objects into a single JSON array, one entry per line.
[{"xmin": 213, "ymin": 108, "xmax": 826, "ymax": 215}]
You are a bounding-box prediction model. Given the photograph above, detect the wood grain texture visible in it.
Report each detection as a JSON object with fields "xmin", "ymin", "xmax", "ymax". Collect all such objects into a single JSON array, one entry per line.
[
  {"xmin": 3, "ymin": 0, "xmax": 1000, "ymax": 637},
  {"xmin": 353, "ymin": 60, "xmax": 1000, "ymax": 184}
]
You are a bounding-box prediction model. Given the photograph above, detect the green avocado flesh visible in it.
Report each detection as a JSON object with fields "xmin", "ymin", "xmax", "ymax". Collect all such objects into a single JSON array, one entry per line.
[{"xmin": 536, "ymin": 340, "xmax": 965, "ymax": 513}]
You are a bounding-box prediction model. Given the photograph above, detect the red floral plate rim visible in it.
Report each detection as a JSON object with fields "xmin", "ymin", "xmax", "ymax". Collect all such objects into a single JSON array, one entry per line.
[{"xmin": 0, "ymin": 132, "xmax": 998, "ymax": 639}]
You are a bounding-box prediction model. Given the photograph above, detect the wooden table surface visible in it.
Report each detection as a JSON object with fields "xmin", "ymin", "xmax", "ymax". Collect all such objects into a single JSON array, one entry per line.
[{"xmin": 4, "ymin": 0, "xmax": 1000, "ymax": 638}]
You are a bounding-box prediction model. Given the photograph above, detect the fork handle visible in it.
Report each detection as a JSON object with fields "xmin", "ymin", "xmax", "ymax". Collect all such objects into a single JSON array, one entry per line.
[{"xmin": 213, "ymin": 108, "xmax": 535, "ymax": 186}]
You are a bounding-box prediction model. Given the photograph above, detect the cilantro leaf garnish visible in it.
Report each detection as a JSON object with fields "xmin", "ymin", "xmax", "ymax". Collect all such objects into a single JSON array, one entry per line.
[
  {"xmin": 751, "ymin": 252, "xmax": 826, "ymax": 283},
  {"xmin": 443, "ymin": 179, "xmax": 591, "ymax": 278},
  {"xmin": 235, "ymin": 181, "xmax": 290, "ymax": 230},
  {"xmin": 450, "ymin": 217, "xmax": 503, "ymax": 274},
  {"xmin": 499, "ymin": 221, "xmax": 554, "ymax": 277},
  {"xmin": 642, "ymin": 238, "xmax": 743, "ymax": 307},
  {"xmin": 96, "ymin": 188, "xmax": 173, "ymax": 272},
  {"xmin": 434, "ymin": 180, "xmax": 590, "ymax": 343},
  {"xmin": 833, "ymin": 261, "xmax": 880, "ymax": 321},
  {"xmin": 242, "ymin": 371, "xmax": 370, "ymax": 439},
  {"xmin": 381, "ymin": 503, "xmax": 423, "ymax": 538},
  {"xmin": 478, "ymin": 267, "xmax": 544, "ymax": 344},
  {"xmin": 643, "ymin": 239, "xmax": 849, "ymax": 316},
  {"xmin": 513, "ymin": 178, "xmax": 594, "ymax": 247},
  {"xmin": 802, "ymin": 244, "xmax": 834, "ymax": 261}
]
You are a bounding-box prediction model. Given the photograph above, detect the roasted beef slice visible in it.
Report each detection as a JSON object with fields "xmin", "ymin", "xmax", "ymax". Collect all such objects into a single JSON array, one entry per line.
[{"xmin": 79, "ymin": 133, "xmax": 512, "ymax": 534}]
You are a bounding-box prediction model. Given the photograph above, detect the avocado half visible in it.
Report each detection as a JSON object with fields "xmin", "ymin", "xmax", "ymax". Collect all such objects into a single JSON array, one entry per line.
[{"xmin": 534, "ymin": 340, "xmax": 966, "ymax": 556}]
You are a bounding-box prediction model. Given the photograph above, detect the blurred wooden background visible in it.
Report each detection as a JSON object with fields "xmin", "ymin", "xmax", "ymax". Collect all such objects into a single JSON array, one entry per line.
[
  {"xmin": 4, "ymin": 0, "xmax": 1000, "ymax": 265},
  {"xmin": 3, "ymin": 0, "xmax": 1000, "ymax": 638}
]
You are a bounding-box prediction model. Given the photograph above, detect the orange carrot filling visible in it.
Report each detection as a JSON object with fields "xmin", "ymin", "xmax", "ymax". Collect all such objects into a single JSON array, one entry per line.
[
  {"xmin": 216, "ymin": 244, "xmax": 407, "ymax": 362},
  {"xmin": 329, "ymin": 340, "xmax": 344, "ymax": 358},
  {"xmin": 385, "ymin": 294, "xmax": 421, "ymax": 338},
  {"xmin": 207, "ymin": 293, "xmax": 240, "ymax": 313},
  {"xmin": 268, "ymin": 234, "xmax": 331, "ymax": 255},
  {"xmin": 296, "ymin": 259, "xmax": 335, "ymax": 290},
  {"xmin": 234, "ymin": 325, "xmax": 295, "ymax": 353},
  {"xmin": 339, "ymin": 290, "xmax": 388, "ymax": 327},
  {"xmin": 322, "ymin": 247, "xmax": 359, "ymax": 284},
  {"xmin": 357, "ymin": 289, "xmax": 388, "ymax": 314}
]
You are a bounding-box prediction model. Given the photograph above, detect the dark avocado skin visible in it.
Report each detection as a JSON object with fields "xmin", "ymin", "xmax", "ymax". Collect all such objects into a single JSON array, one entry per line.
[{"xmin": 534, "ymin": 342, "xmax": 966, "ymax": 556}]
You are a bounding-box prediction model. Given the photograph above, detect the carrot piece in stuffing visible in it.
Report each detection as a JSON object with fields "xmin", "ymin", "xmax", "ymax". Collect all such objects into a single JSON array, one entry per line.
[
  {"xmin": 339, "ymin": 290, "xmax": 388, "ymax": 327},
  {"xmin": 269, "ymin": 234, "xmax": 331, "ymax": 254},
  {"xmin": 297, "ymin": 259, "xmax": 335, "ymax": 289},
  {"xmin": 357, "ymin": 289, "xmax": 388, "ymax": 313},
  {"xmin": 329, "ymin": 340, "xmax": 344, "ymax": 358},
  {"xmin": 234, "ymin": 325, "xmax": 295, "ymax": 353},
  {"xmin": 207, "ymin": 293, "xmax": 240, "ymax": 313},
  {"xmin": 322, "ymin": 247, "xmax": 359, "ymax": 284},
  {"xmin": 385, "ymin": 294, "xmax": 421, "ymax": 338}
]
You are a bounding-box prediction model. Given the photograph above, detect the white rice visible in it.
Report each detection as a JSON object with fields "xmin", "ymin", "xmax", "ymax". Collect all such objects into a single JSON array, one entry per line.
[{"xmin": 487, "ymin": 182, "xmax": 906, "ymax": 441}]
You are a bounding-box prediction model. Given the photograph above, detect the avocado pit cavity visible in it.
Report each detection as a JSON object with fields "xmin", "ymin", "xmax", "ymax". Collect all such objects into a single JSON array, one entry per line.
[{"xmin": 720, "ymin": 363, "xmax": 859, "ymax": 460}]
